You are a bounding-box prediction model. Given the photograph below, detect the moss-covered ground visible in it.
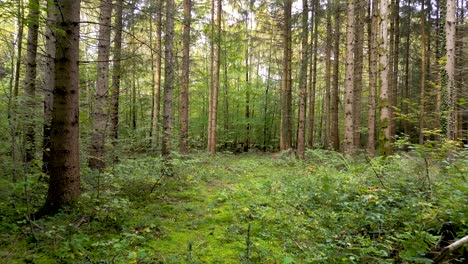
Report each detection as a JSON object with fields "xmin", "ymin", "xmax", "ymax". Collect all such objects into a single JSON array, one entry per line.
[{"xmin": 0, "ymin": 150, "xmax": 467, "ymax": 263}]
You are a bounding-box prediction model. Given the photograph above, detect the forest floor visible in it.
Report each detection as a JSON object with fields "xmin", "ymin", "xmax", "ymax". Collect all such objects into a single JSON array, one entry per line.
[{"xmin": 0, "ymin": 150, "xmax": 467, "ymax": 263}]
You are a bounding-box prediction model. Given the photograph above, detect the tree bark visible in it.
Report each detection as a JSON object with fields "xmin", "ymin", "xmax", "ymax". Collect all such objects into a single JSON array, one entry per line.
[
  {"xmin": 179, "ymin": 0, "xmax": 191, "ymax": 154},
  {"xmin": 280, "ymin": 0, "xmax": 293, "ymax": 151},
  {"xmin": 110, "ymin": 0, "xmax": 123, "ymax": 153},
  {"xmin": 367, "ymin": 0, "xmax": 378, "ymax": 156},
  {"xmin": 43, "ymin": 0, "xmax": 57, "ymax": 173},
  {"xmin": 379, "ymin": 0, "xmax": 392, "ymax": 155},
  {"xmin": 36, "ymin": 0, "xmax": 81, "ymax": 218},
  {"xmin": 325, "ymin": 0, "xmax": 332, "ymax": 148},
  {"xmin": 151, "ymin": 0, "xmax": 162, "ymax": 149},
  {"xmin": 445, "ymin": 0, "xmax": 456, "ymax": 140},
  {"xmin": 344, "ymin": 0, "xmax": 355, "ymax": 154},
  {"xmin": 161, "ymin": 0, "xmax": 175, "ymax": 157},
  {"xmin": 89, "ymin": 0, "xmax": 112, "ymax": 171},
  {"xmin": 308, "ymin": 0, "xmax": 319, "ymax": 148},
  {"xmin": 24, "ymin": 0, "xmax": 40, "ymax": 163},
  {"xmin": 419, "ymin": 0, "xmax": 427, "ymax": 144},
  {"xmin": 331, "ymin": 0, "xmax": 341, "ymax": 151},
  {"xmin": 353, "ymin": 0, "xmax": 365, "ymax": 149},
  {"xmin": 297, "ymin": 0, "xmax": 309, "ymax": 158}
]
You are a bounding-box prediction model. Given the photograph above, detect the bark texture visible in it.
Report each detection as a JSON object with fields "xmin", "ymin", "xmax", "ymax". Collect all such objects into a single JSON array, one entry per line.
[
  {"xmin": 179, "ymin": 0, "xmax": 191, "ymax": 154},
  {"xmin": 162, "ymin": 0, "xmax": 175, "ymax": 157},
  {"xmin": 89, "ymin": 0, "xmax": 112, "ymax": 171},
  {"xmin": 37, "ymin": 0, "xmax": 81, "ymax": 217},
  {"xmin": 280, "ymin": 0, "xmax": 292, "ymax": 151}
]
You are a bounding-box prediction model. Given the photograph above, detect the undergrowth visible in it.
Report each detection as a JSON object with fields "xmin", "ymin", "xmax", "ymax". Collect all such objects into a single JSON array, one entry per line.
[{"xmin": 0, "ymin": 150, "xmax": 466, "ymax": 263}]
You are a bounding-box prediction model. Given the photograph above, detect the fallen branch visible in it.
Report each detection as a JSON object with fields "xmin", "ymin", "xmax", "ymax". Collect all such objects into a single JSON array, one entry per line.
[{"xmin": 433, "ymin": 235, "xmax": 468, "ymax": 263}]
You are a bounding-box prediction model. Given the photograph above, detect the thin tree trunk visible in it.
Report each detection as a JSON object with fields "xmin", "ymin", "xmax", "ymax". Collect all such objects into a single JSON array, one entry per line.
[
  {"xmin": 445, "ymin": 0, "xmax": 456, "ymax": 140},
  {"xmin": 162, "ymin": 0, "xmax": 175, "ymax": 156},
  {"xmin": 367, "ymin": 0, "xmax": 378, "ymax": 156},
  {"xmin": 308, "ymin": 0, "xmax": 319, "ymax": 148},
  {"xmin": 152, "ymin": 0, "xmax": 162, "ymax": 149},
  {"xmin": 280, "ymin": 0, "xmax": 293, "ymax": 151},
  {"xmin": 36, "ymin": 0, "xmax": 81, "ymax": 218},
  {"xmin": 419, "ymin": 0, "xmax": 427, "ymax": 144},
  {"xmin": 179, "ymin": 0, "xmax": 191, "ymax": 154},
  {"xmin": 110, "ymin": 0, "xmax": 123, "ymax": 153},
  {"xmin": 379, "ymin": 0, "xmax": 392, "ymax": 155},
  {"xmin": 244, "ymin": 7, "xmax": 251, "ymax": 152},
  {"xmin": 434, "ymin": 0, "xmax": 442, "ymax": 141},
  {"xmin": 297, "ymin": 0, "xmax": 309, "ymax": 158},
  {"xmin": 344, "ymin": 0, "xmax": 355, "ymax": 154},
  {"xmin": 331, "ymin": 0, "xmax": 341, "ymax": 151},
  {"xmin": 43, "ymin": 0, "xmax": 57, "ymax": 173},
  {"xmin": 353, "ymin": 0, "xmax": 365, "ymax": 149},
  {"xmin": 24, "ymin": 0, "xmax": 40, "ymax": 163},
  {"xmin": 391, "ymin": 0, "xmax": 400, "ymax": 138},
  {"xmin": 324, "ymin": 0, "xmax": 332, "ymax": 148},
  {"xmin": 403, "ymin": 0, "xmax": 412, "ymax": 136},
  {"xmin": 89, "ymin": 0, "xmax": 113, "ymax": 171}
]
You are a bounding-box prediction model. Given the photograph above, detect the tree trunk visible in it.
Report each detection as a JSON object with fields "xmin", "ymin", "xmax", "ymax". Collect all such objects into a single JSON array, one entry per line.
[
  {"xmin": 24, "ymin": 0, "xmax": 40, "ymax": 163},
  {"xmin": 43, "ymin": 0, "xmax": 57, "ymax": 174},
  {"xmin": 379, "ymin": 0, "xmax": 392, "ymax": 155},
  {"xmin": 390, "ymin": 0, "xmax": 400, "ymax": 139},
  {"xmin": 179, "ymin": 0, "xmax": 191, "ymax": 154},
  {"xmin": 297, "ymin": 0, "xmax": 309, "ymax": 158},
  {"xmin": 325, "ymin": 0, "xmax": 332, "ymax": 148},
  {"xmin": 403, "ymin": 0, "xmax": 412, "ymax": 136},
  {"xmin": 36, "ymin": 0, "xmax": 81, "ymax": 218},
  {"xmin": 151, "ymin": 0, "xmax": 162, "ymax": 149},
  {"xmin": 308, "ymin": 0, "xmax": 319, "ymax": 148},
  {"xmin": 161, "ymin": 0, "xmax": 175, "ymax": 157},
  {"xmin": 445, "ymin": 0, "xmax": 456, "ymax": 140},
  {"xmin": 110, "ymin": 0, "xmax": 123, "ymax": 154},
  {"xmin": 367, "ymin": 0, "xmax": 378, "ymax": 156},
  {"xmin": 331, "ymin": 0, "xmax": 341, "ymax": 151},
  {"xmin": 353, "ymin": 0, "xmax": 365, "ymax": 149},
  {"xmin": 89, "ymin": 0, "xmax": 112, "ymax": 171},
  {"xmin": 280, "ymin": 0, "xmax": 293, "ymax": 151},
  {"xmin": 207, "ymin": 0, "xmax": 221, "ymax": 154},
  {"xmin": 419, "ymin": 0, "xmax": 427, "ymax": 144},
  {"xmin": 344, "ymin": 0, "xmax": 355, "ymax": 154}
]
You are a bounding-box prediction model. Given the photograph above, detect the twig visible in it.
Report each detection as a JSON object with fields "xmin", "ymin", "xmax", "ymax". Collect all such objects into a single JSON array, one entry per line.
[
  {"xmin": 433, "ymin": 235, "xmax": 468, "ymax": 263},
  {"xmin": 365, "ymin": 156, "xmax": 387, "ymax": 189}
]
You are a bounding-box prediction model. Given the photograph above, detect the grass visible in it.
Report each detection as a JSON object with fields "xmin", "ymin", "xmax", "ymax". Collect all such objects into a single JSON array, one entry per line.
[{"xmin": 0, "ymin": 150, "xmax": 467, "ymax": 263}]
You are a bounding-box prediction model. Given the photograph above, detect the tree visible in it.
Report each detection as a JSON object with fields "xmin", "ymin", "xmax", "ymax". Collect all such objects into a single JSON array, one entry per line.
[
  {"xmin": 43, "ymin": 0, "xmax": 57, "ymax": 173},
  {"xmin": 179, "ymin": 0, "xmax": 191, "ymax": 154},
  {"xmin": 151, "ymin": 0, "xmax": 162, "ymax": 149},
  {"xmin": 36, "ymin": 0, "xmax": 81, "ymax": 217},
  {"xmin": 207, "ymin": 0, "xmax": 221, "ymax": 154},
  {"xmin": 324, "ymin": 0, "xmax": 332, "ymax": 148},
  {"xmin": 110, "ymin": 0, "xmax": 123, "ymax": 153},
  {"xmin": 23, "ymin": 0, "xmax": 40, "ymax": 163},
  {"xmin": 445, "ymin": 0, "xmax": 456, "ymax": 140},
  {"xmin": 161, "ymin": 0, "xmax": 175, "ymax": 157},
  {"xmin": 343, "ymin": 0, "xmax": 355, "ymax": 154},
  {"xmin": 280, "ymin": 0, "xmax": 292, "ymax": 151},
  {"xmin": 296, "ymin": 0, "xmax": 309, "ymax": 158},
  {"xmin": 89, "ymin": 0, "xmax": 112, "ymax": 171},
  {"xmin": 308, "ymin": 0, "xmax": 319, "ymax": 148},
  {"xmin": 419, "ymin": 0, "xmax": 427, "ymax": 144},
  {"xmin": 379, "ymin": 0, "xmax": 392, "ymax": 155},
  {"xmin": 353, "ymin": 0, "xmax": 365, "ymax": 148},
  {"xmin": 367, "ymin": 0, "xmax": 378, "ymax": 156},
  {"xmin": 331, "ymin": 0, "xmax": 341, "ymax": 151}
]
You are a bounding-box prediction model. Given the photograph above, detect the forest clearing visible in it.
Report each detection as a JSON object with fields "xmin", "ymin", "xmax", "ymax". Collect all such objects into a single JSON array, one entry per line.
[
  {"xmin": 0, "ymin": 0, "xmax": 467, "ymax": 262},
  {"xmin": 1, "ymin": 151, "xmax": 467, "ymax": 263}
]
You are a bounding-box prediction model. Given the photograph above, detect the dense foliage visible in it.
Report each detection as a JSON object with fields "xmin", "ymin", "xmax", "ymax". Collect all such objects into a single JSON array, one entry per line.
[{"xmin": 1, "ymin": 150, "xmax": 466, "ymax": 263}]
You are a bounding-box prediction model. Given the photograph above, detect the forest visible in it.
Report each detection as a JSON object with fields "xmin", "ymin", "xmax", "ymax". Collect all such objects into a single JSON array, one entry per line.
[{"xmin": 0, "ymin": 0, "xmax": 467, "ymax": 262}]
